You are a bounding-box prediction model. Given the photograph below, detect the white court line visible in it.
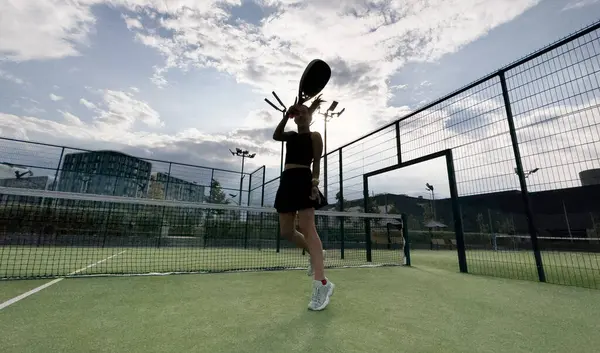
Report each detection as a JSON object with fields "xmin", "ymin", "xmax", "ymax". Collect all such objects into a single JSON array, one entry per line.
[{"xmin": 0, "ymin": 250, "xmax": 126, "ymax": 311}]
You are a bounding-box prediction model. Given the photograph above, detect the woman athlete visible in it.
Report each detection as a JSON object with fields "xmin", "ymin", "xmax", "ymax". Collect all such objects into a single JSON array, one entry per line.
[{"xmin": 272, "ymin": 95, "xmax": 334, "ymax": 311}]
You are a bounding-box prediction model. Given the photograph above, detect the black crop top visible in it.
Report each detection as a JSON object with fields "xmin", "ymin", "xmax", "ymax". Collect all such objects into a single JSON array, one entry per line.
[{"xmin": 284, "ymin": 132, "xmax": 313, "ymax": 166}]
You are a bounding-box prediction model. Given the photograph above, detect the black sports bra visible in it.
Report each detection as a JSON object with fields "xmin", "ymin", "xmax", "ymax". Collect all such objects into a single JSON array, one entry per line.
[{"xmin": 284, "ymin": 132, "xmax": 313, "ymax": 166}]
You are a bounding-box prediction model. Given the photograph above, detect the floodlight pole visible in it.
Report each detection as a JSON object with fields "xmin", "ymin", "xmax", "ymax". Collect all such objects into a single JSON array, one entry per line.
[
  {"xmin": 318, "ymin": 102, "xmax": 345, "ymax": 200},
  {"xmin": 426, "ymin": 183, "xmax": 435, "ymax": 220},
  {"xmin": 230, "ymin": 148, "xmax": 256, "ymax": 206}
]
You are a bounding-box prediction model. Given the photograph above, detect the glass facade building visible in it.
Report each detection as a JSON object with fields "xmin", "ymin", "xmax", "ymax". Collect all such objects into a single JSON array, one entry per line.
[{"xmin": 57, "ymin": 151, "xmax": 152, "ymax": 197}]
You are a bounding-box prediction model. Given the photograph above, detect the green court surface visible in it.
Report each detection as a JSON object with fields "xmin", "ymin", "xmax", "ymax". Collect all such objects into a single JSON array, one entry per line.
[
  {"xmin": 2, "ymin": 251, "xmax": 600, "ymax": 353},
  {"xmin": 465, "ymin": 249, "xmax": 600, "ymax": 288}
]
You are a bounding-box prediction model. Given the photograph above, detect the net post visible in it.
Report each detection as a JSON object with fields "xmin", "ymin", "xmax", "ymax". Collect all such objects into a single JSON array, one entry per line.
[
  {"xmin": 363, "ymin": 175, "xmax": 372, "ymax": 262},
  {"xmin": 446, "ymin": 150, "xmax": 467, "ymax": 273},
  {"xmin": 402, "ymin": 213, "xmax": 411, "ymax": 266},
  {"xmin": 499, "ymin": 71, "xmax": 546, "ymax": 283},
  {"xmin": 339, "ymin": 148, "xmax": 345, "ymax": 260}
]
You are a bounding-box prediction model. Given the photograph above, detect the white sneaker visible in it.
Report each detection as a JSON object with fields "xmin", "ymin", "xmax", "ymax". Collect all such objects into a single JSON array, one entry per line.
[
  {"xmin": 308, "ymin": 279, "xmax": 335, "ymax": 311},
  {"xmin": 307, "ymin": 250, "xmax": 326, "ymax": 277}
]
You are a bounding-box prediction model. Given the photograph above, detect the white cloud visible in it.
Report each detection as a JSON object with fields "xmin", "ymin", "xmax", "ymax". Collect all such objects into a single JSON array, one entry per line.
[
  {"xmin": 0, "ymin": 0, "xmax": 541, "ymax": 146},
  {"xmin": 49, "ymin": 93, "xmax": 64, "ymax": 101},
  {"xmin": 122, "ymin": 15, "xmax": 143, "ymax": 30},
  {"xmin": 10, "ymin": 97, "xmax": 46, "ymax": 115},
  {"xmin": 563, "ymin": 0, "xmax": 600, "ymax": 10},
  {"xmin": 79, "ymin": 98, "xmax": 98, "ymax": 110},
  {"xmin": 0, "ymin": 0, "xmax": 96, "ymax": 61},
  {"xmin": 117, "ymin": 0, "xmax": 541, "ymax": 150},
  {"xmin": 9, "ymin": 0, "xmax": 591, "ymax": 199},
  {"xmin": 3, "ymin": 89, "xmax": 172, "ymax": 144},
  {"xmin": 0, "ymin": 68, "xmax": 25, "ymax": 85},
  {"xmin": 59, "ymin": 110, "xmax": 85, "ymax": 126}
]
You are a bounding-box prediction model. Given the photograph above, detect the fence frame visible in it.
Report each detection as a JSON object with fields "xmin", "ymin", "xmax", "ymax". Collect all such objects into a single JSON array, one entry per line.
[
  {"xmin": 0, "ymin": 136, "xmax": 251, "ymax": 201},
  {"xmin": 261, "ymin": 20, "xmax": 600, "ymax": 285},
  {"xmin": 363, "ymin": 149, "xmax": 467, "ymax": 272}
]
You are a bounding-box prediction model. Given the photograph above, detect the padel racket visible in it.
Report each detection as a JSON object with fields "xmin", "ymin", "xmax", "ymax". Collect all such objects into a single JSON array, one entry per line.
[{"xmin": 297, "ymin": 59, "xmax": 331, "ymax": 104}]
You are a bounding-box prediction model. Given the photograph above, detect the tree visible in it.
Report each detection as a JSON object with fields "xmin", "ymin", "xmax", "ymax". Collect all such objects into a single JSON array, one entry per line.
[
  {"xmin": 419, "ymin": 202, "xmax": 433, "ymax": 223},
  {"xmin": 388, "ymin": 204, "xmax": 401, "ymax": 215},
  {"xmin": 497, "ymin": 217, "xmax": 515, "ymax": 235},
  {"xmin": 407, "ymin": 214, "xmax": 421, "ymax": 231},
  {"xmin": 476, "ymin": 213, "xmax": 489, "ymax": 234},
  {"xmin": 207, "ymin": 179, "xmax": 228, "ymax": 204},
  {"xmin": 359, "ymin": 193, "xmax": 379, "ymax": 214},
  {"xmin": 148, "ymin": 180, "xmax": 165, "ymax": 199}
]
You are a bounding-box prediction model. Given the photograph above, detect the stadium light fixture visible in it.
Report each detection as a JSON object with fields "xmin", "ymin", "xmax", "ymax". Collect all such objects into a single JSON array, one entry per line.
[
  {"xmin": 230, "ymin": 148, "xmax": 256, "ymax": 206},
  {"xmin": 317, "ymin": 100, "xmax": 345, "ymax": 201}
]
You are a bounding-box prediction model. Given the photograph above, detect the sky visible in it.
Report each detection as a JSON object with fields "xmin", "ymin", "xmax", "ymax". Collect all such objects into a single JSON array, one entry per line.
[{"xmin": 1, "ymin": 0, "xmax": 600, "ymax": 204}]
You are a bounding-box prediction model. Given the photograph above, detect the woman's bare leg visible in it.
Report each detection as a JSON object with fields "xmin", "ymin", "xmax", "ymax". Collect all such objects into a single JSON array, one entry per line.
[
  {"xmin": 279, "ymin": 212, "xmax": 310, "ymax": 252},
  {"xmin": 298, "ymin": 207, "xmax": 334, "ymax": 311},
  {"xmin": 297, "ymin": 208, "xmax": 325, "ymax": 281}
]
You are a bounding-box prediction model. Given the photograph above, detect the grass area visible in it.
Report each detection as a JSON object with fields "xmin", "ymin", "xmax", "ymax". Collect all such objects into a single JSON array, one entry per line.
[{"xmin": 1, "ymin": 258, "xmax": 600, "ymax": 353}]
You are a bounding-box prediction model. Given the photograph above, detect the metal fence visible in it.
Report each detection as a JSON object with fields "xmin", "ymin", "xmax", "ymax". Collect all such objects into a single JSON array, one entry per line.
[
  {"xmin": 260, "ymin": 21, "xmax": 600, "ymax": 289},
  {"xmin": 0, "ymin": 137, "xmax": 254, "ymax": 205}
]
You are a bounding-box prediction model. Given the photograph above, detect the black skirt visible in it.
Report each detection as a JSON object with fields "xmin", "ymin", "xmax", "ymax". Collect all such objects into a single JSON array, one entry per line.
[{"xmin": 274, "ymin": 168, "xmax": 328, "ymax": 214}]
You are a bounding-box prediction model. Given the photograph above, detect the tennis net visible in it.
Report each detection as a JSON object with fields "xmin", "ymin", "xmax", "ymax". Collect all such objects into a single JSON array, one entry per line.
[{"xmin": 0, "ymin": 186, "xmax": 408, "ymax": 279}]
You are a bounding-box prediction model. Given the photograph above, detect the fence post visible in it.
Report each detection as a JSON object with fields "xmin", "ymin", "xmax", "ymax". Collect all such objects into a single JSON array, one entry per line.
[
  {"xmin": 157, "ymin": 162, "xmax": 172, "ymax": 249},
  {"xmin": 259, "ymin": 166, "xmax": 265, "ymax": 250},
  {"xmin": 363, "ymin": 175, "xmax": 372, "ymax": 262},
  {"xmin": 338, "ymin": 148, "xmax": 345, "ymax": 260},
  {"xmin": 247, "ymin": 173, "xmax": 252, "ymax": 207},
  {"xmin": 395, "ymin": 121, "xmax": 401, "ymax": 164},
  {"xmin": 324, "ymin": 153, "xmax": 328, "ymax": 202},
  {"xmin": 53, "ymin": 147, "xmax": 65, "ymax": 191},
  {"xmin": 209, "ymin": 168, "xmax": 215, "ymax": 201},
  {"xmin": 244, "ymin": 173, "xmax": 251, "ymax": 249},
  {"xmin": 164, "ymin": 163, "xmax": 172, "ymax": 200},
  {"xmin": 499, "ymin": 71, "xmax": 546, "ymax": 283},
  {"xmin": 446, "ymin": 150, "xmax": 468, "ymax": 273},
  {"xmin": 402, "ymin": 213, "xmax": 411, "ymax": 266},
  {"xmin": 260, "ymin": 166, "xmax": 266, "ymax": 207}
]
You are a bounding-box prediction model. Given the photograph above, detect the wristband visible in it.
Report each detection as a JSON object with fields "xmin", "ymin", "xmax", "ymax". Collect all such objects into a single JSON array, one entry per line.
[{"xmin": 311, "ymin": 178, "xmax": 320, "ymax": 186}]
